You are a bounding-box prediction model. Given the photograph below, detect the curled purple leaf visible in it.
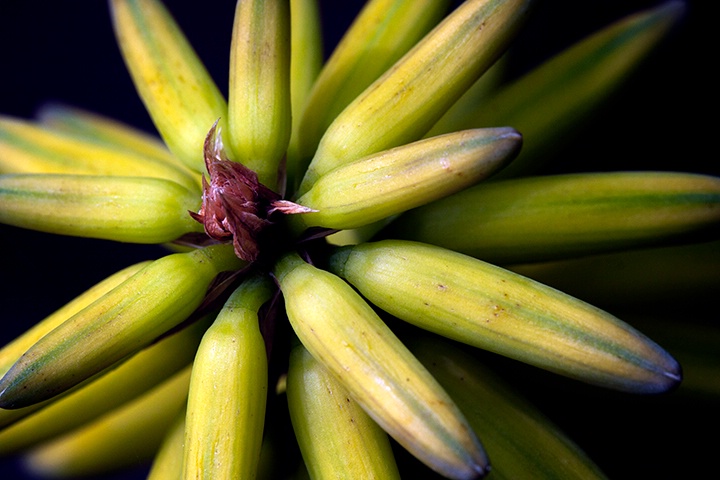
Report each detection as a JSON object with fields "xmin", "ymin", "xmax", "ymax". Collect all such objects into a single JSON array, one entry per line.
[{"xmin": 190, "ymin": 121, "xmax": 311, "ymax": 261}]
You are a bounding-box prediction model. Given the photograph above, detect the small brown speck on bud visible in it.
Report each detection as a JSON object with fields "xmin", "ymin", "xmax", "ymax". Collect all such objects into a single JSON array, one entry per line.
[{"xmin": 189, "ymin": 121, "xmax": 315, "ymax": 262}]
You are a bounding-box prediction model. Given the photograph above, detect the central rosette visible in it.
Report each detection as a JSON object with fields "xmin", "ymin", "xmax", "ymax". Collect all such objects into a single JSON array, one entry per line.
[{"xmin": 190, "ymin": 122, "xmax": 314, "ymax": 262}]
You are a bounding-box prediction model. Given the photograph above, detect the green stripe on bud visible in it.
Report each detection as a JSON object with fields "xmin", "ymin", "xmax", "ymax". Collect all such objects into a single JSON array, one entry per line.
[
  {"xmin": 383, "ymin": 172, "xmax": 720, "ymax": 264},
  {"xmin": 328, "ymin": 240, "xmax": 682, "ymax": 394},
  {"xmin": 228, "ymin": 0, "xmax": 291, "ymax": 190},
  {"xmin": 0, "ymin": 244, "xmax": 244, "ymax": 409}
]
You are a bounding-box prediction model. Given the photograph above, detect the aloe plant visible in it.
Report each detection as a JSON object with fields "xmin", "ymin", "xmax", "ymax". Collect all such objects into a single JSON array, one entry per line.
[{"xmin": 0, "ymin": 1, "xmax": 716, "ymax": 479}]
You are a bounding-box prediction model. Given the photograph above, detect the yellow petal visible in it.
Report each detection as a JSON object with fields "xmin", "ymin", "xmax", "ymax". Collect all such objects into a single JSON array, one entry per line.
[
  {"xmin": 298, "ymin": 0, "xmax": 532, "ymax": 195},
  {"xmin": 0, "ymin": 115, "xmax": 200, "ymax": 191},
  {"xmin": 295, "ymin": 0, "xmax": 451, "ymax": 167},
  {"xmin": 228, "ymin": 0, "xmax": 291, "ymax": 190},
  {"xmin": 110, "ymin": 0, "xmax": 230, "ymax": 173},
  {"xmin": 285, "ymin": 0, "xmax": 323, "ymax": 192}
]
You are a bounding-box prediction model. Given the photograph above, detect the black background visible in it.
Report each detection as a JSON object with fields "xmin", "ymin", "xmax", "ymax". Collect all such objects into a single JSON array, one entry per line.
[{"xmin": 0, "ymin": 1, "xmax": 716, "ymax": 479}]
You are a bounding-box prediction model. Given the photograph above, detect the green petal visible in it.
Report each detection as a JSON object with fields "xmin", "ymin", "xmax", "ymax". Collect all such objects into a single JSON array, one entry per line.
[
  {"xmin": 383, "ymin": 172, "xmax": 720, "ymax": 264},
  {"xmin": 409, "ymin": 336, "xmax": 607, "ymax": 479}
]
